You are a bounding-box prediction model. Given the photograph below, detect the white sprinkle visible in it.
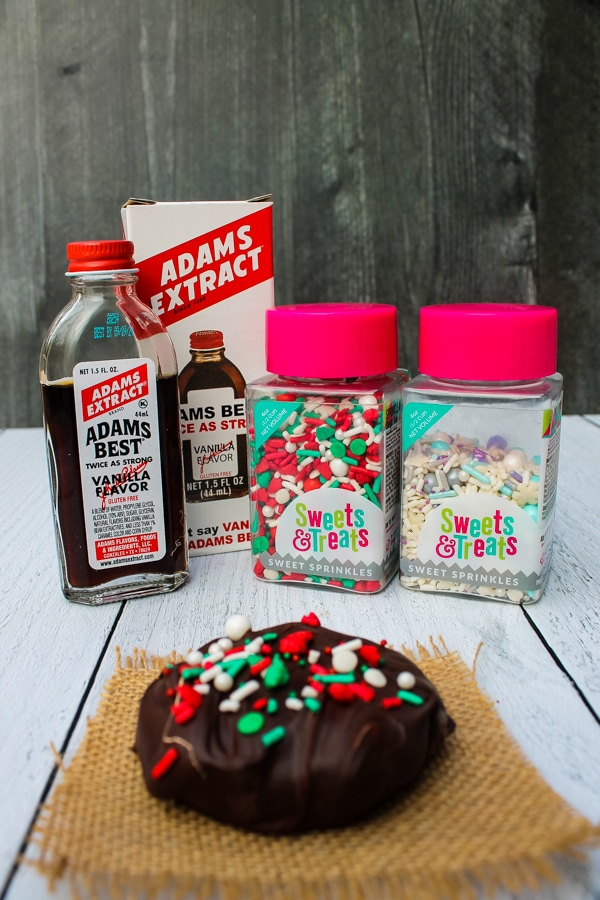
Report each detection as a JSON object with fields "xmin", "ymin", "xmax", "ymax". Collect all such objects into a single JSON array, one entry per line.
[
  {"xmin": 275, "ymin": 488, "xmax": 291, "ymax": 504},
  {"xmin": 202, "ymin": 649, "xmax": 225, "ymax": 665},
  {"xmin": 301, "ymin": 685, "xmax": 319, "ymax": 698},
  {"xmin": 263, "ymin": 568, "xmax": 281, "ymax": 580},
  {"xmin": 185, "ymin": 650, "xmax": 204, "ymax": 665},
  {"xmin": 230, "ymin": 679, "xmax": 260, "ymax": 703},
  {"xmin": 397, "ymin": 671, "xmax": 416, "ymax": 689},
  {"xmin": 218, "ymin": 699, "xmax": 240, "ymax": 713},
  {"xmin": 244, "ymin": 636, "xmax": 264, "ymax": 655},
  {"xmin": 332, "ymin": 650, "xmax": 358, "ymax": 673},
  {"xmin": 225, "ymin": 615, "xmax": 252, "ymax": 642},
  {"xmin": 193, "ymin": 683, "xmax": 210, "ymax": 695},
  {"xmin": 218, "ymin": 637, "xmax": 233, "ymax": 651},
  {"xmin": 285, "ymin": 697, "xmax": 304, "ymax": 711},
  {"xmin": 308, "ymin": 649, "xmax": 320, "ymax": 664},
  {"xmin": 213, "ymin": 672, "xmax": 234, "ymax": 692},
  {"xmin": 199, "ymin": 665, "xmax": 223, "ymax": 683},
  {"xmin": 332, "ymin": 638, "xmax": 363, "ymax": 654},
  {"xmin": 363, "ymin": 668, "xmax": 387, "ymax": 688}
]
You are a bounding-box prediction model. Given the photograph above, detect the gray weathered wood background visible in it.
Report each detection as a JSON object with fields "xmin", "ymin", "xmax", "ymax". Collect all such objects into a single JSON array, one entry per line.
[{"xmin": 1, "ymin": 0, "xmax": 599, "ymax": 426}]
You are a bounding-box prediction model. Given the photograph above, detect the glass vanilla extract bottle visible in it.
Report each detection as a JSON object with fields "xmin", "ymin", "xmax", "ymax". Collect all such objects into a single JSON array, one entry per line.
[
  {"xmin": 178, "ymin": 330, "xmax": 248, "ymax": 503},
  {"xmin": 40, "ymin": 240, "xmax": 189, "ymax": 604}
]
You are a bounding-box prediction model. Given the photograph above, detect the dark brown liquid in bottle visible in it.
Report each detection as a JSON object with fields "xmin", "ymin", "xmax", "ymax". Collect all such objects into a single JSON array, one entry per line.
[
  {"xmin": 178, "ymin": 336, "xmax": 248, "ymax": 503},
  {"xmin": 41, "ymin": 375, "xmax": 187, "ymax": 589}
]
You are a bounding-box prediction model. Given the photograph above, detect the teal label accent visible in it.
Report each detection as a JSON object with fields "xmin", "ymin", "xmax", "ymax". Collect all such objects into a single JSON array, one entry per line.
[
  {"xmin": 254, "ymin": 399, "xmax": 303, "ymax": 449},
  {"xmin": 402, "ymin": 402, "xmax": 453, "ymax": 451}
]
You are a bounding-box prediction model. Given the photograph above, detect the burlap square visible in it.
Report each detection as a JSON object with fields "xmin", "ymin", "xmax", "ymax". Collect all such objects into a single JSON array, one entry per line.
[{"xmin": 30, "ymin": 643, "xmax": 599, "ymax": 900}]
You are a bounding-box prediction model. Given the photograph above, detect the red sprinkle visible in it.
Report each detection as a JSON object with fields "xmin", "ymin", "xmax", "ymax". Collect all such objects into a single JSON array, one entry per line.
[
  {"xmin": 250, "ymin": 657, "xmax": 271, "ymax": 676},
  {"xmin": 178, "ymin": 685, "xmax": 203, "ymax": 708},
  {"xmin": 328, "ymin": 683, "xmax": 355, "ymax": 703},
  {"xmin": 359, "ymin": 645, "xmax": 381, "ymax": 667},
  {"xmin": 352, "ymin": 682, "xmax": 376, "ymax": 703},
  {"xmin": 279, "ymin": 630, "xmax": 313, "ymax": 654},
  {"xmin": 253, "ymin": 697, "xmax": 268, "ymax": 710},
  {"xmin": 382, "ymin": 697, "xmax": 402, "ymax": 709},
  {"xmin": 301, "ymin": 612, "xmax": 321, "ymax": 627},
  {"xmin": 172, "ymin": 702, "xmax": 196, "ymax": 725},
  {"xmin": 151, "ymin": 747, "xmax": 179, "ymax": 780}
]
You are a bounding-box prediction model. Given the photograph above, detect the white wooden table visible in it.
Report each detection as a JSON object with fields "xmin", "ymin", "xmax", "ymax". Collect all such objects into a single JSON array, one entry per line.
[{"xmin": 1, "ymin": 418, "xmax": 599, "ymax": 900}]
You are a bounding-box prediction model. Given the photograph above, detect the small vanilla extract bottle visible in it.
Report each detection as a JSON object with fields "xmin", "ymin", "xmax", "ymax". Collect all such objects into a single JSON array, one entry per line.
[
  {"xmin": 178, "ymin": 330, "xmax": 248, "ymax": 502},
  {"xmin": 40, "ymin": 240, "xmax": 189, "ymax": 604},
  {"xmin": 246, "ymin": 304, "xmax": 409, "ymax": 592},
  {"xmin": 400, "ymin": 303, "xmax": 562, "ymax": 604}
]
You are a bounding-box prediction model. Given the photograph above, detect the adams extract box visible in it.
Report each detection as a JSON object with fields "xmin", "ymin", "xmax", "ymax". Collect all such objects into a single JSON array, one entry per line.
[{"xmin": 121, "ymin": 197, "xmax": 274, "ymax": 556}]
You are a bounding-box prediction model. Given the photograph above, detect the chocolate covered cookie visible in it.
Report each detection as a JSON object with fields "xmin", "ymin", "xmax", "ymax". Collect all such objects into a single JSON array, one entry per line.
[{"xmin": 136, "ymin": 614, "xmax": 454, "ymax": 833}]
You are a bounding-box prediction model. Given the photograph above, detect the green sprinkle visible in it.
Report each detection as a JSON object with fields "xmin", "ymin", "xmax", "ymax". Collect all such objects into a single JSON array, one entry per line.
[
  {"xmin": 283, "ymin": 652, "xmax": 291, "ymax": 660},
  {"xmin": 261, "ymin": 726, "xmax": 286, "ymax": 747},
  {"xmin": 316, "ymin": 425, "xmax": 335, "ymax": 441},
  {"xmin": 298, "ymin": 658, "xmax": 307, "ymax": 666},
  {"xmin": 341, "ymin": 456, "xmax": 356, "ymax": 465},
  {"xmin": 263, "ymin": 632, "xmax": 278, "ymax": 641},
  {"xmin": 329, "ymin": 480, "xmax": 340, "ymax": 489},
  {"xmin": 246, "ymin": 654, "xmax": 263, "ymax": 666},
  {"xmin": 342, "ymin": 579, "xmax": 355, "ymax": 588},
  {"xmin": 372, "ymin": 475, "xmax": 382, "ymax": 493},
  {"xmin": 349, "ymin": 438, "xmax": 367, "ymax": 455},
  {"xmin": 326, "ymin": 417, "xmax": 337, "ymax": 427},
  {"xmin": 297, "ymin": 449, "xmax": 320, "ymax": 458},
  {"xmin": 499, "ymin": 486, "xmax": 513, "ymax": 496},
  {"xmin": 429, "ymin": 490, "xmax": 457, "ymax": 500},
  {"xmin": 288, "ymin": 691, "xmax": 298, "ymax": 698},
  {"xmin": 397, "ymin": 690, "xmax": 424, "ymax": 706},
  {"xmin": 352, "ymin": 405, "xmax": 364, "ymax": 413},
  {"xmin": 181, "ymin": 667, "xmax": 202, "ymax": 680},
  {"xmin": 304, "ymin": 698, "xmax": 321, "ymax": 713},
  {"xmin": 252, "ymin": 510, "xmax": 259, "ymax": 531},
  {"xmin": 373, "ymin": 424, "xmax": 382, "ymax": 434},
  {"xmin": 257, "ymin": 470, "xmax": 271, "ymax": 487},
  {"xmin": 312, "ymin": 673, "xmax": 355, "ymax": 684},
  {"xmin": 263, "ymin": 654, "xmax": 290, "ymax": 689},
  {"xmin": 330, "ymin": 441, "xmax": 346, "ymax": 458},
  {"xmin": 364, "ymin": 482, "xmax": 381, "ymax": 508},
  {"xmin": 220, "ymin": 659, "xmax": 247, "ymax": 678},
  {"xmin": 267, "ymin": 698, "xmax": 279, "ymax": 714},
  {"xmin": 252, "ymin": 535, "xmax": 269, "ymax": 554},
  {"xmin": 304, "ymin": 411, "xmax": 321, "ymax": 419},
  {"xmin": 237, "ymin": 711, "xmax": 265, "ymax": 735},
  {"xmin": 319, "ymin": 476, "xmax": 327, "ymax": 483}
]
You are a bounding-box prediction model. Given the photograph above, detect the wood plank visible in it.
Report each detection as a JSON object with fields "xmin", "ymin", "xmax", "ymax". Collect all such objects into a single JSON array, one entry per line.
[
  {"xmin": 0, "ymin": 431, "xmax": 122, "ymax": 889},
  {"xmin": 0, "ymin": 0, "xmax": 47, "ymax": 428},
  {"xmin": 536, "ymin": 0, "xmax": 600, "ymax": 415},
  {"xmin": 525, "ymin": 416, "xmax": 600, "ymax": 718}
]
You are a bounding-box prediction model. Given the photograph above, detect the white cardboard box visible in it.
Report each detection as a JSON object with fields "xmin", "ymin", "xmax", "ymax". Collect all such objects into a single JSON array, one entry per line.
[{"xmin": 121, "ymin": 197, "xmax": 274, "ymax": 555}]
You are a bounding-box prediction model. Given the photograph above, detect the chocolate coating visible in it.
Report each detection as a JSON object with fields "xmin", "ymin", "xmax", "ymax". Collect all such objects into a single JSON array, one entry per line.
[{"xmin": 136, "ymin": 621, "xmax": 455, "ymax": 833}]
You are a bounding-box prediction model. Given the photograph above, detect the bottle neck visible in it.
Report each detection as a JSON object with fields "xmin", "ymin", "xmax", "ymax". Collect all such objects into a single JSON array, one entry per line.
[
  {"xmin": 67, "ymin": 270, "xmax": 138, "ymax": 289},
  {"xmin": 190, "ymin": 347, "xmax": 226, "ymax": 363}
]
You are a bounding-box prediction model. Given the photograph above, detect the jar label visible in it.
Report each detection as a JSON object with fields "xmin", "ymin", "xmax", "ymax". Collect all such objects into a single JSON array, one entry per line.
[
  {"xmin": 72, "ymin": 358, "xmax": 166, "ymax": 569},
  {"xmin": 262, "ymin": 487, "xmax": 385, "ymax": 581},
  {"xmin": 180, "ymin": 387, "xmax": 245, "ymax": 481},
  {"xmin": 400, "ymin": 398, "xmax": 562, "ymax": 601}
]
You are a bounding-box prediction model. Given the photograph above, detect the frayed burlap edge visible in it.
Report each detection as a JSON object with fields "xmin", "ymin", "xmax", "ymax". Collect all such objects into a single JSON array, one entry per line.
[{"xmin": 28, "ymin": 642, "xmax": 600, "ymax": 900}]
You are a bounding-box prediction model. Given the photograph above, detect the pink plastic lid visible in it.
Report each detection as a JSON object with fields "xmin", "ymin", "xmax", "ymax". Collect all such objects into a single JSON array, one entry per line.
[
  {"xmin": 266, "ymin": 304, "xmax": 399, "ymax": 378},
  {"xmin": 419, "ymin": 303, "xmax": 558, "ymax": 381}
]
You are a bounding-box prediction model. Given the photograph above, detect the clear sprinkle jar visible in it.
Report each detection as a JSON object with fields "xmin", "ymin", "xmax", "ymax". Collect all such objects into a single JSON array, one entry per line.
[
  {"xmin": 246, "ymin": 304, "xmax": 409, "ymax": 592},
  {"xmin": 400, "ymin": 303, "xmax": 562, "ymax": 604}
]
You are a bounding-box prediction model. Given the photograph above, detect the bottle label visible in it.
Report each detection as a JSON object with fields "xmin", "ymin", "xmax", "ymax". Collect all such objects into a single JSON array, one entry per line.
[
  {"xmin": 72, "ymin": 358, "xmax": 166, "ymax": 569},
  {"xmin": 180, "ymin": 387, "xmax": 244, "ymax": 481}
]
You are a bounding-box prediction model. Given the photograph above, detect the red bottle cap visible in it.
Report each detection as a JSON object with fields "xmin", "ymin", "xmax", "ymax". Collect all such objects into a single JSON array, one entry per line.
[
  {"xmin": 66, "ymin": 240, "xmax": 135, "ymax": 272},
  {"xmin": 190, "ymin": 330, "xmax": 225, "ymax": 351}
]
